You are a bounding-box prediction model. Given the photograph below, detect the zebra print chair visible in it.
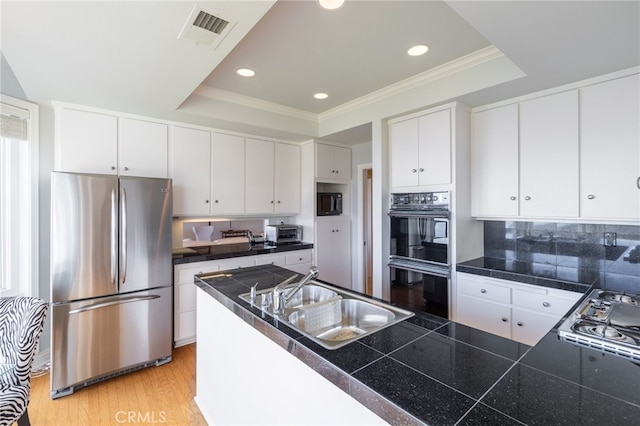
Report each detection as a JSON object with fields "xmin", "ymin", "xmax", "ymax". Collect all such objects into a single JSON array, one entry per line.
[{"xmin": 0, "ymin": 297, "xmax": 48, "ymax": 426}]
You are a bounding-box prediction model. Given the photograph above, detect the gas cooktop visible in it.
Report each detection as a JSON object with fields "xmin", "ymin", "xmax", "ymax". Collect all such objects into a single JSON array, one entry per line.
[{"xmin": 558, "ymin": 289, "xmax": 640, "ymax": 362}]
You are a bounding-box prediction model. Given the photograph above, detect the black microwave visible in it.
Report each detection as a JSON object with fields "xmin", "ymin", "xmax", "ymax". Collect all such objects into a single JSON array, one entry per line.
[{"xmin": 317, "ymin": 192, "xmax": 343, "ymax": 216}]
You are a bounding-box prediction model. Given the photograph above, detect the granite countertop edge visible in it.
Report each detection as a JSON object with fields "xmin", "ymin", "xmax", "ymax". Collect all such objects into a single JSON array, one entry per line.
[
  {"xmin": 456, "ymin": 257, "xmax": 596, "ymax": 293},
  {"xmin": 172, "ymin": 242, "xmax": 314, "ymax": 265}
]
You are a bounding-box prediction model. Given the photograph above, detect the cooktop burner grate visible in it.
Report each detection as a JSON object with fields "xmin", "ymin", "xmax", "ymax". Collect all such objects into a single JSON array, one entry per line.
[{"xmin": 558, "ymin": 289, "xmax": 640, "ymax": 363}]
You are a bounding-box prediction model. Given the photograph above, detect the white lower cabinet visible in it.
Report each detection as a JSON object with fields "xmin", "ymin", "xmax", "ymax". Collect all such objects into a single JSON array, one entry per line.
[
  {"xmin": 315, "ymin": 219, "xmax": 351, "ymax": 288},
  {"xmin": 173, "ymin": 250, "xmax": 313, "ymax": 346},
  {"xmin": 456, "ymin": 272, "xmax": 582, "ymax": 346}
]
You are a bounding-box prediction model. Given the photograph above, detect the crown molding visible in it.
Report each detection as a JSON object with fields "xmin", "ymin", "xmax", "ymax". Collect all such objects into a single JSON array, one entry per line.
[
  {"xmin": 193, "ymin": 45, "xmax": 503, "ymax": 123},
  {"xmin": 192, "ymin": 86, "xmax": 318, "ymax": 122},
  {"xmin": 318, "ymin": 45, "xmax": 504, "ymax": 121}
]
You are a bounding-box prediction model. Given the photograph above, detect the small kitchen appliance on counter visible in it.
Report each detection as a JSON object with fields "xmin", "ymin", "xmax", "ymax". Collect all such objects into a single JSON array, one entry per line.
[
  {"xmin": 558, "ymin": 289, "xmax": 640, "ymax": 362},
  {"xmin": 265, "ymin": 224, "xmax": 302, "ymax": 245}
]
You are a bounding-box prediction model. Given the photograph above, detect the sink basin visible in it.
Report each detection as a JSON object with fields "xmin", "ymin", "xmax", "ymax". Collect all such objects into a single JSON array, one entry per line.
[
  {"xmin": 285, "ymin": 285, "xmax": 338, "ymax": 309},
  {"xmin": 289, "ymin": 299, "xmax": 395, "ymax": 341},
  {"xmin": 238, "ymin": 280, "xmax": 414, "ymax": 350}
]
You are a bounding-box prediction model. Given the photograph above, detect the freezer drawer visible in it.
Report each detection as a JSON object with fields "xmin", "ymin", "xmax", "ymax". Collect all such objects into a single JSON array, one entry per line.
[{"xmin": 51, "ymin": 287, "xmax": 172, "ymax": 397}]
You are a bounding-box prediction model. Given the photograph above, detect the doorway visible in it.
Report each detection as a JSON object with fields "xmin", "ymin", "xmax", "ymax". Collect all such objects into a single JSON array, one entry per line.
[{"xmin": 362, "ymin": 167, "xmax": 373, "ymax": 296}]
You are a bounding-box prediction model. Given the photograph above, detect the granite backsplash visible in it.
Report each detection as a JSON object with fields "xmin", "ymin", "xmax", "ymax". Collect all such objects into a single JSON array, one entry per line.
[{"xmin": 483, "ymin": 221, "xmax": 640, "ymax": 292}]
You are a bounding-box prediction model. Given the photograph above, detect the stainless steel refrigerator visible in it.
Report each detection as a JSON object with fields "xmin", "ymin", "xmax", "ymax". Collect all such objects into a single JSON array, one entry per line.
[{"xmin": 50, "ymin": 172, "xmax": 173, "ymax": 399}]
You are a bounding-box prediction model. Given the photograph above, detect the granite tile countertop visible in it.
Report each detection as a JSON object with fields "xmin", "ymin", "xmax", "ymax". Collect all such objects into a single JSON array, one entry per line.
[
  {"xmin": 172, "ymin": 241, "xmax": 313, "ymax": 265},
  {"xmin": 195, "ymin": 265, "xmax": 640, "ymax": 425}
]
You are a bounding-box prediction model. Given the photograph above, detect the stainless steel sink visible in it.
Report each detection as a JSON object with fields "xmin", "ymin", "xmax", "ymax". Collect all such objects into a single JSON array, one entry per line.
[
  {"xmin": 239, "ymin": 280, "xmax": 414, "ymax": 350},
  {"xmin": 285, "ymin": 285, "xmax": 338, "ymax": 309}
]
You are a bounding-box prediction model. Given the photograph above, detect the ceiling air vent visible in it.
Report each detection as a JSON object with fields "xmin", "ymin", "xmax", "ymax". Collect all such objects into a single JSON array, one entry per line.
[
  {"xmin": 192, "ymin": 11, "xmax": 229, "ymax": 34},
  {"xmin": 178, "ymin": 5, "xmax": 235, "ymax": 49}
]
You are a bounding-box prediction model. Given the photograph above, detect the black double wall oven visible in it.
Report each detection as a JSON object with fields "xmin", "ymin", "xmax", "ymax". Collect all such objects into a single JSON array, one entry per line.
[{"xmin": 389, "ymin": 192, "xmax": 450, "ymax": 318}]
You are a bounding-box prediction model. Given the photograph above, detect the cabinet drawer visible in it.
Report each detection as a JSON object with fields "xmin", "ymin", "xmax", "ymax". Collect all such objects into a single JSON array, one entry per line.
[
  {"xmin": 255, "ymin": 254, "xmax": 286, "ymax": 267},
  {"xmin": 512, "ymin": 288, "xmax": 581, "ymax": 315},
  {"xmin": 217, "ymin": 257, "xmax": 256, "ymax": 271},
  {"xmin": 286, "ymin": 250, "xmax": 313, "ymax": 266},
  {"xmin": 459, "ymin": 278, "xmax": 511, "ymax": 304},
  {"xmin": 176, "ymin": 262, "xmax": 220, "ymax": 283}
]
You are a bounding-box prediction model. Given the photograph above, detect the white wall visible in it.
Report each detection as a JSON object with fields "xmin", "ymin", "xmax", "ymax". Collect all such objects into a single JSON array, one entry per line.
[{"xmin": 349, "ymin": 141, "xmax": 372, "ymax": 292}]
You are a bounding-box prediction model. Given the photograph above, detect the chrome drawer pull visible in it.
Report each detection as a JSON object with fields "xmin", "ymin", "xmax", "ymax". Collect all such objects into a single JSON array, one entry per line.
[{"xmin": 542, "ymin": 302, "xmax": 550, "ymax": 307}]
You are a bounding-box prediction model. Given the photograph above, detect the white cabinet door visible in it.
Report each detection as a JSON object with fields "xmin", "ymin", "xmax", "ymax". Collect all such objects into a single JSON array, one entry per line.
[
  {"xmin": 56, "ymin": 108, "xmax": 118, "ymax": 174},
  {"xmin": 580, "ymin": 74, "xmax": 640, "ymax": 221},
  {"xmin": 316, "ymin": 143, "xmax": 351, "ymax": 181},
  {"xmin": 332, "ymin": 145, "xmax": 351, "ymax": 180},
  {"xmin": 211, "ymin": 133, "xmax": 245, "ymax": 215},
  {"xmin": 519, "ymin": 90, "xmax": 579, "ymax": 218},
  {"xmin": 170, "ymin": 126, "xmax": 211, "ymax": 216},
  {"xmin": 274, "ymin": 143, "xmax": 300, "ymax": 214},
  {"xmin": 245, "ymin": 138, "xmax": 275, "ymax": 214},
  {"xmin": 457, "ymin": 293, "xmax": 511, "ymax": 339},
  {"xmin": 418, "ymin": 109, "xmax": 451, "ymax": 186},
  {"xmin": 471, "ymin": 104, "xmax": 519, "ymax": 216},
  {"xmin": 389, "ymin": 118, "xmax": 419, "ymax": 188},
  {"xmin": 315, "ymin": 219, "xmax": 351, "ymax": 288},
  {"xmin": 118, "ymin": 118, "xmax": 168, "ymax": 178},
  {"xmin": 390, "ymin": 109, "xmax": 452, "ymax": 190}
]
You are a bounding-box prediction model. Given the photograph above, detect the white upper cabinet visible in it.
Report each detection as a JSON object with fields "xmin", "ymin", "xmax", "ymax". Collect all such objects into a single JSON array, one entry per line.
[
  {"xmin": 316, "ymin": 143, "xmax": 351, "ymax": 182},
  {"xmin": 519, "ymin": 90, "xmax": 579, "ymax": 218},
  {"xmin": 390, "ymin": 108, "xmax": 451, "ymax": 191},
  {"xmin": 170, "ymin": 126, "xmax": 211, "ymax": 216},
  {"xmin": 274, "ymin": 142, "xmax": 301, "ymax": 214},
  {"xmin": 211, "ymin": 133, "xmax": 245, "ymax": 215},
  {"xmin": 56, "ymin": 108, "xmax": 118, "ymax": 174},
  {"xmin": 580, "ymin": 74, "xmax": 640, "ymax": 221},
  {"xmin": 246, "ymin": 139, "xmax": 301, "ymax": 215},
  {"xmin": 245, "ymin": 138, "xmax": 275, "ymax": 214},
  {"xmin": 118, "ymin": 118, "xmax": 168, "ymax": 178},
  {"xmin": 56, "ymin": 107, "xmax": 167, "ymax": 177},
  {"xmin": 471, "ymin": 104, "xmax": 519, "ymax": 217}
]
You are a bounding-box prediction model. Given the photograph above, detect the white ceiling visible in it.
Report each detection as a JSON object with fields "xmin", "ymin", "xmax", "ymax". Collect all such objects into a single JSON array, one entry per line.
[{"xmin": 1, "ymin": 1, "xmax": 638, "ymax": 145}]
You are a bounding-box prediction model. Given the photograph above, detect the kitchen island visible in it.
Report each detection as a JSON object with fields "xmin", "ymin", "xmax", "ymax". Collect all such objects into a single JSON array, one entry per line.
[{"xmin": 194, "ymin": 264, "xmax": 640, "ymax": 425}]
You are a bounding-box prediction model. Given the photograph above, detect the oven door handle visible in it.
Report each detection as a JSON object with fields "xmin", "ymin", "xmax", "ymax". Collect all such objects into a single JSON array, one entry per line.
[
  {"xmin": 388, "ymin": 210, "xmax": 450, "ymax": 218},
  {"xmin": 388, "ymin": 261, "xmax": 451, "ymax": 278}
]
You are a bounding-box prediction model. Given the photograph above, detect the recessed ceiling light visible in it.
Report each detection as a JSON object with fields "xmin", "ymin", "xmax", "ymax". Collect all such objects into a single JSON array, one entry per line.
[
  {"xmin": 314, "ymin": 93, "xmax": 328, "ymax": 100},
  {"xmin": 318, "ymin": 0, "xmax": 344, "ymax": 10},
  {"xmin": 407, "ymin": 45, "xmax": 429, "ymax": 57},
  {"xmin": 237, "ymin": 68, "xmax": 255, "ymax": 77}
]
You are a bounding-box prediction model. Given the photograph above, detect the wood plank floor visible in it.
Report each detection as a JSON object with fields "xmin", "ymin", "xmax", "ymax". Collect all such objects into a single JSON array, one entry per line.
[{"xmin": 27, "ymin": 344, "xmax": 207, "ymax": 425}]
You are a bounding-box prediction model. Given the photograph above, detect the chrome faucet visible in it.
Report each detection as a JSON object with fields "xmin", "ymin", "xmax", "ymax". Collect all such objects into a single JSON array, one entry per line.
[{"xmin": 272, "ymin": 266, "xmax": 319, "ymax": 316}]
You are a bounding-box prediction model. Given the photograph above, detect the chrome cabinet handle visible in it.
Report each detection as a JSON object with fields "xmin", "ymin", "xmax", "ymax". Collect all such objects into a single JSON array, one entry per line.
[
  {"xmin": 412, "ymin": 169, "xmax": 417, "ymax": 173},
  {"xmin": 419, "ymin": 168, "xmax": 424, "ymax": 172},
  {"xmin": 517, "ymin": 321, "xmax": 523, "ymax": 327},
  {"xmin": 510, "ymin": 196, "xmax": 516, "ymax": 201},
  {"xmin": 524, "ymin": 196, "xmax": 531, "ymax": 200},
  {"xmin": 587, "ymin": 194, "xmax": 595, "ymax": 200},
  {"xmin": 480, "ymin": 289, "xmax": 487, "ymax": 293},
  {"xmin": 205, "ymin": 200, "xmax": 210, "ymax": 203},
  {"xmin": 637, "ymin": 176, "xmax": 640, "ymax": 189},
  {"xmin": 501, "ymin": 317, "xmax": 508, "ymax": 322},
  {"xmin": 214, "ymin": 200, "xmax": 219, "ymax": 203},
  {"xmin": 542, "ymin": 301, "xmax": 550, "ymax": 307},
  {"xmin": 111, "ymin": 166, "xmax": 116, "ymax": 170}
]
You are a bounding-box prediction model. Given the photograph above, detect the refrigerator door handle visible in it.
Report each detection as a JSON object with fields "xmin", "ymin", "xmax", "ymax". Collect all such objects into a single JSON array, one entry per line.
[
  {"xmin": 120, "ymin": 187, "xmax": 128, "ymax": 284},
  {"xmin": 68, "ymin": 295, "xmax": 160, "ymax": 315},
  {"xmin": 110, "ymin": 188, "xmax": 118, "ymax": 286}
]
